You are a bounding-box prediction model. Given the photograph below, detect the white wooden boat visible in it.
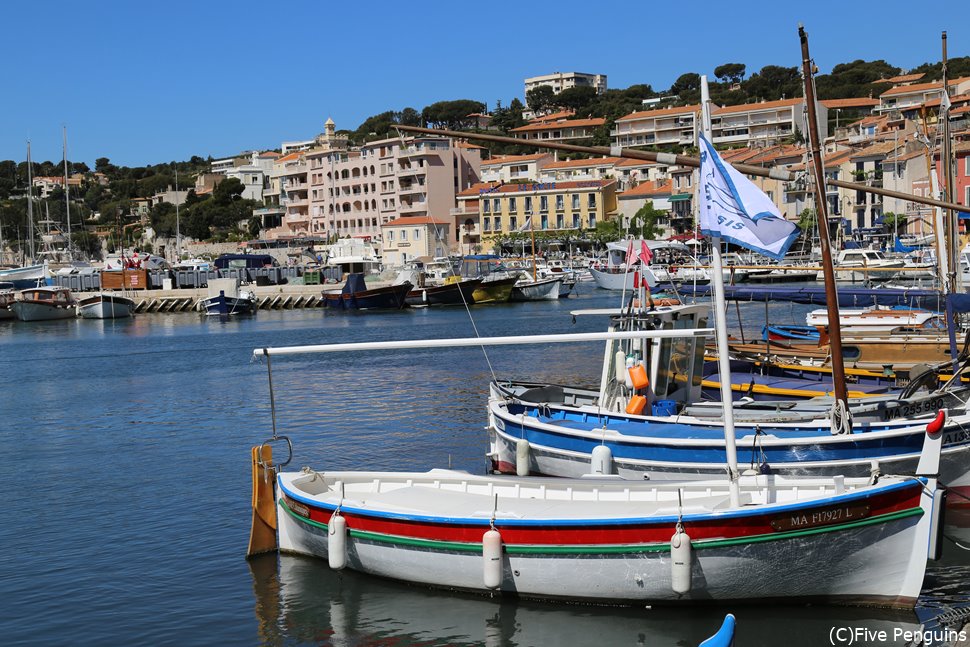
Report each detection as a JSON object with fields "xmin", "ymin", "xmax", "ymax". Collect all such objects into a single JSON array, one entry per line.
[
  {"xmin": 248, "ymin": 330, "xmax": 947, "ymax": 609},
  {"xmin": 806, "ymin": 306, "xmax": 945, "ymax": 333},
  {"xmin": 77, "ymin": 293, "xmax": 136, "ymax": 319},
  {"xmin": 270, "ymin": 439, "xmax": 943, "ymax": 608},
  {"xmin": 10, "ymin": 286, "xmax": 76, "ymax": 321}
]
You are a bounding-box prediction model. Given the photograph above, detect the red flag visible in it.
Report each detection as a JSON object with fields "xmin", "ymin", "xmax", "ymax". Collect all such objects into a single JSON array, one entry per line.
[
  {"xmin": 639, "ymin": 241, "xmax": 653, "ymax": 265},
  {"xmin": 625, "ymin": 240, "xmax": 635, "ymax": 266}
]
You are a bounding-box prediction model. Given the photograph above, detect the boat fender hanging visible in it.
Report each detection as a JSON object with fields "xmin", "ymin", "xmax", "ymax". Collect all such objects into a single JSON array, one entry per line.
[
  {"xmin": 483, "ymin": 529, "xmax": 503, "ymax": 589},
  {"xmin": 614, "ymin": 350, "xmax": 627, "ymax": 385},
  {"xmin": 624, "ymin": 356, "xmax": 635, "ymax": 390},
  {"xmin": 591, "ymin": 444, "xmax": 613, "ymax": 475},
  {"xmin": 328, "ymin": 513, "xmax": 348, "ymax": 570},
  {"xmin": 670, "ymin": 523, "xmax": 692, "ymax": 594},
  {"xmin": 515, "ymin": 438, "xmax": 530, "ymax": 477}
]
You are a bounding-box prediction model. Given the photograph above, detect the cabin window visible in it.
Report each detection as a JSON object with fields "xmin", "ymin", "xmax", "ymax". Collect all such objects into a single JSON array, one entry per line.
[{"xmin": 843, "ymin": 346, "xmax": 861, "ymax": 361}]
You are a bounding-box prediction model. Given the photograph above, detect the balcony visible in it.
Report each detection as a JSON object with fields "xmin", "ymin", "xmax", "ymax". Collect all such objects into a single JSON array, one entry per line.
[
  {"xmin": 401, "ymin": 144, "xmax": 447, "ymax": 157},
  {"xmin": 397, "ymin": 165, "xmax": 424, "ymax": 177},
  {"xmin": 400, "ymin": 200, "xmax": 428, "ymax": 214},
  {"xmin": 399, "ymin": 180, "xmax": 426, "ymax": 194}
]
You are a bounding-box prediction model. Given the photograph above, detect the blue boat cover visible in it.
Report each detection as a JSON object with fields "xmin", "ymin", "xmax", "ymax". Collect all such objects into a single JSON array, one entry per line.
[{"xmin": 342, "ymin": 273, "xmax": 368, "ymax": 294}]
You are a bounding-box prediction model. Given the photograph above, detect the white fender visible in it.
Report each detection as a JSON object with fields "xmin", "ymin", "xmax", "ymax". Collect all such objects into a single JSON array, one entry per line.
[
  {"xmin": 328, "ymin": 514, "xmax": 347, "ymax": 570},
  {"xmin": 483, "ymin": 529, "xmax": 503, "ymax": 589},
  {"xmin": 614, "ymin": 350, "xmax": 626, "ymax": 384},
  {"xmin": 515, "ymin": 438, "xmax": 530, "ymax": 477},
  {"xmin": 670, "ymin": 526, "xmax": 692, "ymax": 594},
  {"xmin": 590, "ymin": 444, "xmax": 613, "ymax": 475}
]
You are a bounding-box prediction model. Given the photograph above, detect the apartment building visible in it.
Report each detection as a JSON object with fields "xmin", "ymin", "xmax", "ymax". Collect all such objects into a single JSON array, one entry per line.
[
  {"xmin": 304, "ymin": 133, "xmax": 482, "ymax": 244},
  {"xmin": 456, "ymin": 179, "xmax": 617, "ymax": 246},
  {"xmin": 880, "ymin": 149, "xmax": 931, "ymax": 225},
  {"xmin": 479, "ymin": 153, "xmax": 552, "ymax": 183},
  {"xmin": 611, "ymin": 105, "xmax": 700, "ymax": 148},
  {"xmin": 537, "ymin": 157, "xmax": 664, "ymax": 191},
  {"xmin": 711, "ymin": 98, "xmax": 824, "ymax": 146},
  {"xmin": 524, "ymin": 71, "xmax": 607, "ymax": 96},
  {"xmin": 275, "ymin": 152, "xmax": 310, "ymax": 238},
  {"xmin": 380, "ymin": 215, "xmax": 451, "ymax": 267},
  {"xmin": 877, "ymin": 77, "xmax": 970, "ymax": 115},
  {"xmin": 509, "ymin": 117, "xmax": 605, "ymax": 144},
  {"xmin": 612, "ymin": 99, "xmax": 824, "ymax": 150}
]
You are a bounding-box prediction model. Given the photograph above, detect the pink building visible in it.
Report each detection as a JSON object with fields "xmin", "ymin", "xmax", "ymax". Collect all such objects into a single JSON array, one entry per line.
[{"xmin": 306, "ymin": 134, "xmax": 482, "ymax": 245}]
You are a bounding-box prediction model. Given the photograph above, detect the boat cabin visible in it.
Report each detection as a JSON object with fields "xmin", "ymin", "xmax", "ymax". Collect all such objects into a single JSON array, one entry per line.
[{"xmin": 573, "ymin": 304, "xmax": 710, "ymax": 412}]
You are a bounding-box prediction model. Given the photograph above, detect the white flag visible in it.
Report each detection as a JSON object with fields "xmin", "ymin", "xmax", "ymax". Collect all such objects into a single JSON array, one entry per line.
[
  {"xmin": 698, "ymin": 134, "xmax": 799, "ymax": 261},
  {"xmin": 941, "ymin": 89, "xmax": 952, "ymax": 115},
  {"xmin": 516, "ymin": 216, "xmax": 532, "ymax": 232}
]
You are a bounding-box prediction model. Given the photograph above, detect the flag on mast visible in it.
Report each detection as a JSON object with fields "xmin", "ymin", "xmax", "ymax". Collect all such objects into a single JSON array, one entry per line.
[
  {"xmin": 698, "ymin": 134, "xmax": 799, "ymax": 260},
  {"xmin": 638, "ymin": 240, "xmax": 653, "ymax": 265}
]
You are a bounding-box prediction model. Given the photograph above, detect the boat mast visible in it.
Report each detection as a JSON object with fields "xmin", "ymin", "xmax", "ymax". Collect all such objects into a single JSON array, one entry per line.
[
  {"xmin": 175, "ymin": 166, "xmax": 182, "ymax": 261},
  {"xmin": 941, "ymin": 31, "xmax": 959, "ymax": 293},
  {"xmin": 63, "ymin": 126, "xmax": 72, "ymax": 259},
  {"xmin": 26, "ymin": 140, "xmax": 35, "ymax": 263},
  {"xmin": 799, "ymin": 25, "xmax": 849, "ymax": 407},
  {"xmin": 700, "ymin": 75, "xmax": 741, "ymax": 504}
]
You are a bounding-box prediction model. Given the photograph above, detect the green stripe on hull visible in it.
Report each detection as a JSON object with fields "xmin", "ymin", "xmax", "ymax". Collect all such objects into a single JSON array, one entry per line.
[{"xmin": 279, "ymin": 499, "xmax": 922, "ymax": 556}]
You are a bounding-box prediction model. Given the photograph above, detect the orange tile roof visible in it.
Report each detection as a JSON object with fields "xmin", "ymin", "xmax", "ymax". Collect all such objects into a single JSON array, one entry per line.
[
  {"xmin": 455, "ymin": 140, "xmax": 486, "ymax": 150},
  {"xmin": 884, "ymin": 149, "xmax": 927, "ymax": 163},
  {"xmin": 885, "ymin": 72, "xmax": 925, "ymax": 84},
  {"xmin": 849, "ymin": 141, "xmax": 900, "ymax": 161},
  {"xmin": 820, "ymin": 98, "xmax": 880, "ymax": 109},
  {"xmin": 457, "ymin": 182, "xmax": 499, "ymax": 197},
  {"xmin": 259, "ymin": 151, "xmax": 282, "ymax": 158},
  {"xmin": 713, "ymin": 97, "xmax": 803, "ymax": 115},
  {"xmin": 543, "ymin": 156, "xmax": 622, "ymax": 170},
  {"xmin": 529, "ymin": 110, "xmax": 576, "ymax": 123},
  {"xmin": 620, "ymin": 179, "xmax": 673, "ymax": 197},
  {"xmin": 460, "ymin": 179, "xmax": 615, "ymax": 196},
  {"xmin": 480, "ymin": 153, "xmax": 551, "ymax": 167},
  {"xmin": 381, "ymin": 215, "xmax": 451, "ymax": 227},
  {"xmin": 615, "ymin": 104, "xmax": 701, "ymax": 122},
  {"xmin": 615, "ymin": 158, "xmax": 657, "ymax": 168},
  {"xmin": 923, "ymin": 93, "xmax": 970, "ymax": 109},
  {"xmin": 510, "ymin": 117, "xmax": 606, "ymax": 133},
  {"xmin": 276, "ymin": 152, "xmax": 303, "ymax": 163},
  {"xmin": 881, "ymin": 81, "xmax": 943, "ymax": 97}
]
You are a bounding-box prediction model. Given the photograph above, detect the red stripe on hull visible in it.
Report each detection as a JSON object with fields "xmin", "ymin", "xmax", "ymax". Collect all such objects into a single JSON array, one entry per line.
[{"xmin": 291, "ymin": 481, "xmax": 922, "ymax": 546}]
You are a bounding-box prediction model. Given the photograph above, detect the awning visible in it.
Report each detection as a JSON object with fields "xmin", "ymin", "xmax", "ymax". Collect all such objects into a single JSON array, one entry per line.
[
  {"xmin": 669, "ymin": 193, "xmax": 692, "ymax": 202},
  {"xmin": 959, "ymin": 212, "xmax": 970, "ymax": 220}
]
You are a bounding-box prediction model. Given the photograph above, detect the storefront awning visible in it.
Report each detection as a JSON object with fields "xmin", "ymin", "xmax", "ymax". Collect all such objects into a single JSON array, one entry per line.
[{"xmin": 669, "ymin": 193, "xmax": 691, "ymax": 202}]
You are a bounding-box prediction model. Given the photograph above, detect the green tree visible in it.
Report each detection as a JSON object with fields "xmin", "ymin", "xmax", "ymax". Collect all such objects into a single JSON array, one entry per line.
[
  {"xmin": 714, "ymin": 63, "xmax": 746, "ymax": 85},
  {"xmin": 797, "ymin": 208, "xmax": 817, "ymax": 231},
  {"xmin": 670, "ymin": 72, "xmax": 701, "ymax": 102},
  {"xmin": 744, "ymin": 65, "xmax": 802, "ymax": 101},
  {"xmin": 526, "ymin": 85, "xmax": 556, "ymax": 114},
  {"xmin": 555, "ymin": 86, "xmax": 597, "ymax": 113},
  {"xmin": 630, "ymin": 201, "xmax": 665, "ymax": 239},
  {"xmin": 590, "ymin": 219, "xmax": 622, "ymax": 247}
]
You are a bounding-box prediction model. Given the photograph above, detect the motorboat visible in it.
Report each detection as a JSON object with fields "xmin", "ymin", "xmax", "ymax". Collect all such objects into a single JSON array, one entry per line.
[
  {"xmin": 589, "ymin": 240, "xmax": 710, "ymax": 290},
  {"xmin": 10, "ymin": 286, "xmax": 77, "ymax": 321},
  {"xmin": 322, "ymin": 273, "xmax": 411, "ymax": 310},
  {"xmin": 201, "ymin": 278, "xmax": 257, "ymax": 316},
  {"xmin": 820, "ymin": 249, "xmax": 904, "ymax": 283}
]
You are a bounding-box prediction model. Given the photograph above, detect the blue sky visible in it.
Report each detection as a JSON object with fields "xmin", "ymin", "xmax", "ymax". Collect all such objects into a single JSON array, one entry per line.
[{"xmin": 3, "ymin": 0, "xmax": 967, "ymax": 168}]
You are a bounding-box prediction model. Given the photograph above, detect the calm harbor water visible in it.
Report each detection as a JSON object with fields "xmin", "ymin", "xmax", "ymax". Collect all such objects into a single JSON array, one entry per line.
[{"xmin": 1, "ymin": 285, "xmax": 968, "ymax": 646}]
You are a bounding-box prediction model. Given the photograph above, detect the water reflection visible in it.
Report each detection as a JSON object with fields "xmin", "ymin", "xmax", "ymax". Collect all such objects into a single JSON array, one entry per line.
[{"xmin": 249, "ymin": 554, "xmax": 922, "ymax": 647}]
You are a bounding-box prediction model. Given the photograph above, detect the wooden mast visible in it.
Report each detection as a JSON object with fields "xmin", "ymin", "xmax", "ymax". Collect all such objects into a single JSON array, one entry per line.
[{"xmin": 799, "ymin": 25, "xmax": 849, "ymax": 406}]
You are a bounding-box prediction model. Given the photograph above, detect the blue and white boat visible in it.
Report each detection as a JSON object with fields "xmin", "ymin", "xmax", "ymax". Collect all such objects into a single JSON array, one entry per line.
[
  {"xmin": 0, "ymin": 263, "xmax": 47, "ymax": 289},
  {"xmin": 201, "ymin": 278, "xmax": 257, "ymax": 316},
  {"xmin": 486, "ymin": 305, "xmax": 970, "ymax": 502}
]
